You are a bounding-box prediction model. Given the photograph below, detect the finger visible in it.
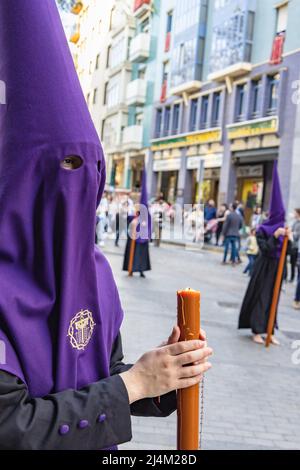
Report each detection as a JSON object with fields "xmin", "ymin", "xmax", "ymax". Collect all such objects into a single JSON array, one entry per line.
[
  {"xmin": 178, "ymin": 362, "xmax": 210, "ymax": 378},
  {"xmin": 199, "ymin": 328, "xmax": 206, "ymax": 341},
  {"xmin": 167, "ymin": 325, "xmax": 180, "ymax": 345},
  {"xmin": 177, "ymin": 364, "xmax": 212, "ymax": 389},
  {"xmin": 176, "ymin": 347, "xmax": 213, "ymax": 366},
  {"xmin": 166, "ymin": 339, "xmax": 205, "ymax": 356}
]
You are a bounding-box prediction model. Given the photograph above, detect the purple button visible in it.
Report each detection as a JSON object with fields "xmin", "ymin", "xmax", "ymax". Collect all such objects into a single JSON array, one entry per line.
[
  {"xmin": 59, "ymin": 424, "xmax": 70, "ymax": 435},
  {"xmin": 78, "ymin": 419, "xmax": 89, "ymax": 429},
  {"xmin": 98, "ymin": 413, "xmax": 106, "ymax": 423}
]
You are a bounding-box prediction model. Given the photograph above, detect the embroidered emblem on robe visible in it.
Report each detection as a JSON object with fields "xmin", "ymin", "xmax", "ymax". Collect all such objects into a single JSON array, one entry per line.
[{"xmin": 68, "ymin": 309, "xmax": 96, "ymax": 351}]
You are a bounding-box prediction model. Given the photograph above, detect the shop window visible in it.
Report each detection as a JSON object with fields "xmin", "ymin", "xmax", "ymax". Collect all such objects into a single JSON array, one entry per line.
[
  {"xmin": 155, "ymin": 109, "xmax": 163, "ymax": 138},
  {"xmin": 267, "ymin": 74, "xmax": 280, "ymax": 116},
  {"xmin": 172, "ymin": 104, "xmax": 180, "ymax": 134},
  {"xmin": 235, "ymin": 84, "xmax": 246, "ymax": 122},
  {"xmin": 163, "ymin": 107, "xmax": 171, "ymax": 136},
  {"xmin": 189, "ymin": 99, "xmax": 198, "ymax": 132},
  {"xmin": 200, "ymin": 95, "xmax": 209, "ymax": 129},
  {"xmin": 251, "ymin": 79, "xmax": 262, "ymax": 118},
  {"xmin": 212, "ymin": 92, "xmax": 221, "ymax": 127}
]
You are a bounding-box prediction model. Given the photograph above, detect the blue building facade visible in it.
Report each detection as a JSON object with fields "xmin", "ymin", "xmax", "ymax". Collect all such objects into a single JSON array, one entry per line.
[{"xmin": 150, "ymin": 0, "xmax": 300, "ymax": 222}]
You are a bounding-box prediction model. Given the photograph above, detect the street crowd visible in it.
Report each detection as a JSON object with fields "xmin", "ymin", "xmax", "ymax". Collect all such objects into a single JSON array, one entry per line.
[{"xmin": 96, "ymin": 192, "xmax": 300, "ymax": 314}]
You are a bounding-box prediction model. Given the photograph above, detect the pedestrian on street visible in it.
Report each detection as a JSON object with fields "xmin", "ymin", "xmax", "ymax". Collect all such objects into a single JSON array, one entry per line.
[
  {"xmin": 293, "ymin": 239, "xmax": 300, "ymax": 310},
  {"xmin": 215, "ymin": 203, "xmax": 229, "ymax": 246},
  {"xmin": 221, "ymin": 202, "xmax": 243, "ymax": 265},
  {"xmin": 238, "ymin": 163, "xmax": 292, "ymax": 345},
  {"xmin": 243, "ymin": 228, "xmax": 259, "ymax": 276},
  {"xmin": 123, "ymin": 171, "xmax": 151, "ymax": 278},
  {"xmin": 0, "ymin": 1, "xmax": 214, "ymax": 451},
  {"xmin": 290, "ymin": 209, "xmax": 300, "ymax": 283},
  {"xmin": 204, "ymin": 199, "xmax": 217, "ymax": 222}
]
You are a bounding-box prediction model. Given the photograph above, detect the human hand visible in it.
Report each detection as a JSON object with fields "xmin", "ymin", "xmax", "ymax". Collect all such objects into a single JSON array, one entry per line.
[
  {"xmin": 274, "ymin": 227, "xmax": 286, "ymax": 238},
  {"xmin": 120, "ymin": 334, "xmax": 212, "ymax": 404}
]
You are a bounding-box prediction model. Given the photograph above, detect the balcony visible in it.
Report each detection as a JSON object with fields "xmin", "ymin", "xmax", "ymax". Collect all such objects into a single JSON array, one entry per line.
[
  {"xmin": 208, "ymin": 62, "xmax": 252, "ymax": 82},
  {"xmin": 122, "ymin": 125, "xmax": 143, "ymax": 150},
  {"xmin": 133, "ymin": 0, "xmax": 151, "ymax": 18},
  {"xmin": 129, "ymin": 33, "xmax": 150, "ymax": 63},
  {"xmin": 126, "ymin": 79, "xmax": 147, "ymax": 106},
  {"xmin": 71, "ymin": 1, "xmax": 83, "ymax": 15},
  {"xmin": 170, "ymin": 80, "xmax": 202, "ymax": 97}
]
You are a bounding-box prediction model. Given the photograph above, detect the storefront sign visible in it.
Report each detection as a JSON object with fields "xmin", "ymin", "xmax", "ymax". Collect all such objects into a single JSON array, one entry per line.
[
  {"xmin": 187, "ymin": 154, "xmax": 223, "ymax": 170},
  {"xmin": 236, "ymin": 165, "xmax": 264, "ymax": 178},
  {"xmin": 153, "ymin": 158, "xmax": 181, "ymax": 172},
  {"xmin": 227, "ymin": 117, "xmax": 278, "ymax": 140},
  {"xmin": 151, "ymin": 128, "xmax": 222, "ymax": 151}
]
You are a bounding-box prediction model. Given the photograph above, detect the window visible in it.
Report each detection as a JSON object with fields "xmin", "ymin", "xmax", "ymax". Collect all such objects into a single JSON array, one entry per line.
[
  {"xmin": 267, "ymin": 74, "xmax": 280, "ymax": 115},
  {"xmin": 155, "ymin": 109, "xmax": 163, "ymax": 138},
  {"xmin": 189, "ymin": 99, "xmax": 198, "ymax": 131},
  {"xmin": 251, "ymin": 79, "xmax": 262, "ymax": 118},
  {"xmin": 86, "ymin": 93, "xmax": 90, "ymax": 107},
  {"xmin": 95, "ymin": 54, "xmax": 100, "ymax": 70},
  {"xmin": 212, "ymin": 92, "xmax": 221, "ymax": 127},
  {"xmin": 235, "ymin": 84, "xmax": 246, "ymax": 122},
  {"xmin": 103, "ymin": 82, "xmax": 108, "ymax": 105},
  {"xmin": 106, "ymin": 46, "xmax": 111, "ymax": 68},
  {"xmin": 110, "ymin": 34, "xmax": 127, "ymax": 68},
  {"xmin": 105, "ymin": 75, "xmax": 120, "ymax": 108},
  {"xmin": 163, "ymin": 107, "xmax": 171, "ymax": 136},
  {"xmin": 172, "ymin": 104, "xmax": 180, "ymax": 134},
  {"xmin": 276, "ymin": 3, "xmax": 288, "ymax": 33},
  {"xmin": 93, "ymin": 88, "xmax": 98, "ymax": 105},
  {"xmin": 166, "ymin": 11, "xmax": 173, "ymax": 33},
  {"xmin": 200, "ymin": 95, "xmax": 209, "ymax": 129}
]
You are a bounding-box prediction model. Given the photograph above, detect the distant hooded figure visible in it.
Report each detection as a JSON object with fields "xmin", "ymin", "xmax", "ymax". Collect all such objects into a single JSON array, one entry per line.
[
  {"xmin": 0, "ymin": 0, "xmax": 215, "ymax": 451},
  {"xmin": 238, "ymin": 163, "xmax": 291, "ymax": 345},
  {"xmin": 123, "ymin": 170, "xmax": 151, "ymax": 278}
]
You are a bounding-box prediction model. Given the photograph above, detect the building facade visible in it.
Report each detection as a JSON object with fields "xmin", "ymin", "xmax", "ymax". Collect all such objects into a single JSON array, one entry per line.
[
  {"xmin": 62, "ymin": 0, "xmax": 300, "ymax": 222},
  {"xmin": 150, "ymin": 0, "xmax": 300, "ymax": 222}
]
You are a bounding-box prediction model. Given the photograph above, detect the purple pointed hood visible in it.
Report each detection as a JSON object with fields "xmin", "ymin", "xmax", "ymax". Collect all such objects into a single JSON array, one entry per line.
[
  {"xmin": 258, "ymin": 161, "xmax": 285, "ymax": 256},
  {"xmin": 0, "ymin": 0, "xmax": 123, "ymax": 397}
]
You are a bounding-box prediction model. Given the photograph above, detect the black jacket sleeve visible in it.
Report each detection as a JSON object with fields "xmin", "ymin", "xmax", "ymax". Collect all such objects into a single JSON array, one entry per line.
[
  {"xmin": 110, "ymin": 334, "xmax": 177, "ymax": 418},
  {"xmin": 256, "ymin": 232, "xmax": 291, "ymax": 258},
  {"xmin": 0, "ymin": 334, "xmax": 176, "ymax": 450},
  {"xmin": 0, "ymin": 370, "xmax": 132, "ymax": 450}
]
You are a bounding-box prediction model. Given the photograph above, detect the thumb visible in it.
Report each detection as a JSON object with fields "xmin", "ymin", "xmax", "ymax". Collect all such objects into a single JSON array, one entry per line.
[
  {"xmin": 158, "ymin": 325, "xmax": 180, "ymax": 348},
  {"xmin": 167, "ymin": 325, "xmax": 180, "ymax": 345}
]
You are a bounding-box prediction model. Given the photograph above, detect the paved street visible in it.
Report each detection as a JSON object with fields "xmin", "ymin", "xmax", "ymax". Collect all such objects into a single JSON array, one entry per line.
[{"xmin": 103, "ymin": 240, "xmax": 300, "ymax": 450}]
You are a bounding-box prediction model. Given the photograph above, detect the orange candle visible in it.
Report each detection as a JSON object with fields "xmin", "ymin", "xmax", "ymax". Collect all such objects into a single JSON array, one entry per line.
[{"xmin": 177, "ymin": 288, "xmax": 200, "ymax": 451}]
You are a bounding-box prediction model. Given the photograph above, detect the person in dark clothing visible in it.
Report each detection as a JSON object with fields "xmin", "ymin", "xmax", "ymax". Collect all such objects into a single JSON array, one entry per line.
[
  {"xmin": 204, "ymin": 199, "xmax": 217, "ymax": 222},
  {"xmin": 123, "ymin": 170, "xmax": 151, "ymax": 278},
  {"xmin": 122, "ymin": 213, "xmax": 151, "ymax": 277},
  {"xmin": 215, "ymin": 204, "xmax": 229, "ymax": 246},
  {"xmin": 290, "ymin": 209, "xmax": 300, "ymax": 282},
  {"xmin": 222, "ymin": 203, "xmax": 243, "ymax": 265},
  {"xmin": 238, "ymin": 162, "xmax": 291, "ymax": 345},
  {"xmin": 0, "ymin": 1, "xmax": 213, "ymax": 450}
]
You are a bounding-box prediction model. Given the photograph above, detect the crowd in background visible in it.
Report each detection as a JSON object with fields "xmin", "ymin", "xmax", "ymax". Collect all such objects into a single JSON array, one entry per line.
[{"xmin": 95, "ymin": 191, "xmax": 300, "ymax": 312}]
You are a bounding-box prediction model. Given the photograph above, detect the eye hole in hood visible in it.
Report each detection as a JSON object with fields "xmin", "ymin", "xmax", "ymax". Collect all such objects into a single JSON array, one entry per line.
[{"xmin": 60, "ymin": 155, "xmax": 83, "ymax": 171}]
